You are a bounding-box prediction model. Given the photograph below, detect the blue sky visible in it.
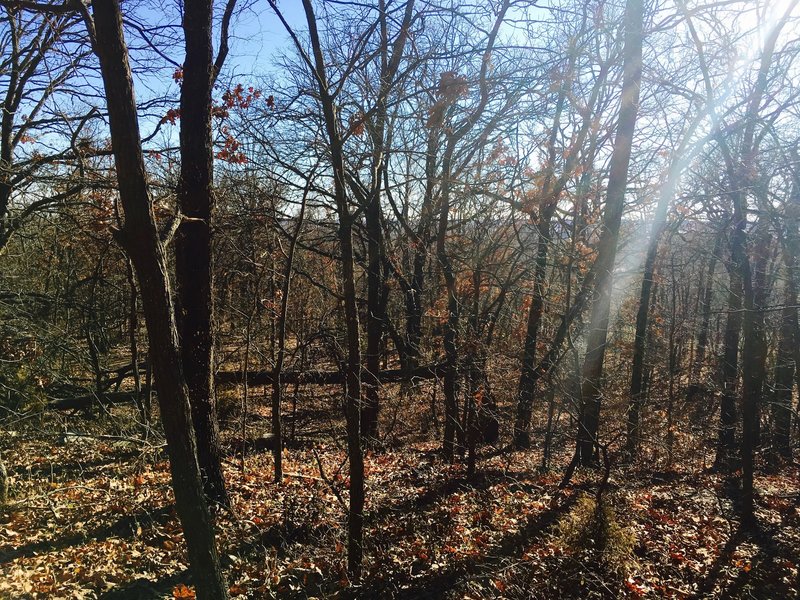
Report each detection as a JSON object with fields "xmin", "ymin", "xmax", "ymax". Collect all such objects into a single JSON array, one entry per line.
[{"xmin": 220, "ymin": 0, "xmax": 307, "ymax": 77}]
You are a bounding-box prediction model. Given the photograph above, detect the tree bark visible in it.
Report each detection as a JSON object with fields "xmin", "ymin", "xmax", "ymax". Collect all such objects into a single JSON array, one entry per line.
[
  {"xmin": 625, "ymin": 178, "xmax": 673, "ymax": 457},
  {"xmin": 772, "ymin": 240, "xmax": 796, "ymax": 458},
  {"xmin": 692, "ymin": 230, "xmax": 724, "ymax": 380},
  {"xmin": 748, "ymin": 226, "xmax": 773, "ymax": 447},
  {"xmin": 295, "ymin": 0, "xmax": 364, "ymax": 578},
  {"xmin": 512, "ymin": 16, "xmax": 602, "ymax": 448},
  {"xmin": 89, "ymin": 0, "xmax": 228, "ymax": 596},
  {"xmin": 0, "ymin": 455, "xmax": 7, "ymax": 504},
  {"xmin": 272, "ymin": 186, "xmax": 308, "ymax": 482},
  {"xmin": 513, "ymin": 203, "xmax": 556, "ymax": 449},
  {"xmin": 714, "ymin": 245, "xmax": 743, "ymax": 471},
  {"xmin": 402, "ymin": 129, "xmax": 439, "ymax": 372},
  {"xmin": 175, "ymin": 0, "xmax": 228, "ymax": 507},
  {"xmin": 732, "ymin": 0, "xmax": 797, "ymax": 523},
  {"xmin": 363, "ymin": 181, "xmax": 384, "ymax": 440},
  {"xmin": 436, "ymin": 140, "xmax": 462, "ymax": 462},
  {"xmin": 576, "ymin": 0, "xmax": 643, "ymax": 466},
  {"xmin": 361, "ymin": 0, "xmax": 415, "ymax": 440}
]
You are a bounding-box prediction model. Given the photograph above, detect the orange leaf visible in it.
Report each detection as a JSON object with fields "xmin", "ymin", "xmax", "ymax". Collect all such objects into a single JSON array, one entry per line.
[{"xmin": 173, "ymin": 584, "xmax": 195, "ymax": 598}]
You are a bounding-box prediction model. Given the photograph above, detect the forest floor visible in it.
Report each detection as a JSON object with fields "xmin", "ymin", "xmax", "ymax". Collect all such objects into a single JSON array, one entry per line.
[{"xmin": 1, "ymin": 405, "xmax": 799, "ymax": 599}]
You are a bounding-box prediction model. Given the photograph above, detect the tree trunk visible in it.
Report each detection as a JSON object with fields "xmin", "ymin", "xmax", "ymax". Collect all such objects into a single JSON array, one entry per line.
[
  {"xmin": 353, "ymin": 1, "xmax": 414, "ymax": 441},
  {"xmin": 90, "ymin": 0, "xmax": 228, "ymax": 596},
  {"xmin": 772, "ymin": 242, "xmax": 796, "ymax": 458},
  {"xmin": 715, "ymin": 250, "xmax": 742, "ymax": 471},
  {"xmin": 363, "ymin": 189, "xmax": 383, "ymax": 440},
  {"xmin": 512, "ymin": 21, "xmax": 599, "ymax": 448},
  {"xmin": 125, "ymin": 257, "xmax": 146, "ymax": 427},
  {"xmin": 626, "ymin": 178, "xmax": 674, "ymax": 457},
  {"xmin": 0, "ymin": 455, "xmax": 7, "ymax": 504},
  {"xmin": 436, "ymin": 141, "xmax": 462, "ymax": 462},
  {"xmin": 174, "ymin": 0, "xmax": 228, "ymax": 507},
  {"xmin": 737, "ymin": 221, "xmax": 764, "ymax": 526},
  {"xmin": 296, "ymin": 0, "xmax": 365, "ymax": 578},
  {"xmin": 513, "ymin": 204, "xmax": 556, "ymax": 448},
  {"xmin": 748, "ymin": 227, "xmax": 773, "ymax": 447},
  {"xmin": 401, "ymin": 128, "xmax": 438, "ymax": 373},
  {"xmin": 576, "ymin": 0, "xmax": 643, "ymax": 466},
  {"xmin": 272, "ymin": 188, "xmax": 308, "ymax": 482},
  {"xmin": 666, "ymin": 254, "xmax": 679, "ymax": 466},
  {"xmin": 339, "ymin": 215, "xmax": 365, "ymax": 579},
  {"xmin": 692, "ymin": 230, "xmax": 724, "ymax": 380}
]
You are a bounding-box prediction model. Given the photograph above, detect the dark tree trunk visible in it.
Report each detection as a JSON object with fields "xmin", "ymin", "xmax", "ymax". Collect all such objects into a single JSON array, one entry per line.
[
  {"xmin": 401, "ymin": 128, "xmax": 438, "ymax": 373},
  {"xmin": 512, "ymin": 19, "xmax": 600, "ymax": 448},
  {"xmin": 360, "ymin": 0, "xmax": 415, "ymax": 440},
  {"xmin": 626, "ymin": 177, "xmax": 674, "ymax": 457},
  {"xmin": 90, "ymin": 0, "xmax": 228, "ymax": 596},
  {"xmin": 174, "ymin": 0, "xmax": 228, "ymax": 507},
  {"xmin": 465, "ymin": 357, "xmax": 480, "ymax": 479},
  {"xmin": 405, "ymin": 247, "xmax": 427, "ymax": 370},
  {"xmin": 0, "ymin": 455, "xmax": 7, "ymax": 504},
  {"xmin": 272, "ymin": 188, "xmax": 308, "ymax": 482},
  {"xmin": 738, "ymin": 221, "xmax": 765, "ymax": 526},
  {"xmin": 748, "ymin": 227, "xmax": 773, "ymax": 447},
  {"xmin": 709, "ymin": 0, "xmax": 797, "ymax": 524},
  {"xmin": 733, "ymin": 221, "xmax": 773, "ymax": 525},
  {"xmin": 513, "ymin": 204, "xmax": 556, "ymax": 448},
  {"xmin": 715, "ymin": 249, "xmax": 742, "ymax": 471},
  {"xmin": 296, "ymin": 0, "xmax": 365, "ymax": 578},
  {"xmin": 576, "ymin": 0, "xmax": 643, "ymax": 466},
  {"xmin": 339, "ymin": 214, "xmax": 365, "ymax": 579},
  {"xmin": 776, "ymin": 193, "xmax": 800, "ymax": 456},
  {"xmin": 541, "ymin": 385, "xmax": 557, "ymax": 470},
  {"xmin": 772, "ymin": 242, "xmax": 796, "ymax": 458},
  {"xmin": 437, "ymin": 145, "xmax": 462, "ymax": 461},
  {"xmin": 666, "ymin": 254, "xmax": 680, "ymax": 466},
  {"xmin": 692, "ymin": 231, "xmax": 724, "ymax": 380},
  {"xmin": 125, "ymin": 257, "xmax": 146, "ymax": 426},
  {"xmin": 363, "ymin": 190, "xmax": 383, "ymax": 440}
]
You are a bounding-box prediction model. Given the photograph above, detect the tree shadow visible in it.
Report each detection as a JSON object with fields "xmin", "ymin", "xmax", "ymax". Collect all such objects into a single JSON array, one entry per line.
[
  {"xmin": 714, "ymin": 524, "xmax": 798, "ymax": 599},
  {"xmin": 0, "ymin": 504, "xmax": 174, "ymax": 564},
  {"xmin": 9, "ymin": 451, "xmax": 141, "ymax": 481},
  {"xmin": 352, "ymin": 491, "xmax": 578, "ymax": 599},
  {"xmin": 99, "ymin": 569, "xmax": 189, "ymax": 600},
  {"xmin": 695, "ymin": 525, "xmax": 747, "ymax": 597},
  {"xmin": 367, "ymin": 466, "xmax": 546, "ymax": 527}
]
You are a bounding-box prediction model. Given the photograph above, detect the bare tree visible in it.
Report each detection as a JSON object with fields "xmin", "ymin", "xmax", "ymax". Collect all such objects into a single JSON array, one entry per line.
[
  {"xmin": 0, "ymin": 6, "xmax": 94, "ymax": 251},
  {"xmin": 576, "ymin": 0, "xmax": 644, "ymax": 466},
  {"xmin": 174, "ymin": 0, "xmax": 237, "ymax": 508},
  {"xmin": 84, "ymin": 0, "xmax": 228, "ymax": 594}
]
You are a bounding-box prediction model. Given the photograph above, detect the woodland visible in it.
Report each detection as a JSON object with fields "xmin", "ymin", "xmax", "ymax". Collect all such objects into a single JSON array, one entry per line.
[{"xmin": 0, "ymin": 0, "xmax": 799, "ymax": 598}]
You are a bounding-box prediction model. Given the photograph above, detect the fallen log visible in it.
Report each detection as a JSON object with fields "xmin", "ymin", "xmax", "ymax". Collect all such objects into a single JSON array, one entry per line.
[
  {"xmin": 215, "ymin": 363, "xmax": 446, "ymax": 386},
  {"xmin": 47, "ymin": 391, "xmax": 144, "ymax": 411},
  {"xmin": 47, "ymin": 364, "xmax": 446, "ymax": 411},
  {"xmin": 228, "ymin": 433, "xmax": 278, "ymax": 455}
]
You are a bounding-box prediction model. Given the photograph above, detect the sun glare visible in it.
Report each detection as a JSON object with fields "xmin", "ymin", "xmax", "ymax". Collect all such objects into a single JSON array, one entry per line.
[{"xmin": 738, "ymin": 0, "xmax": 799, "ymax": 51}]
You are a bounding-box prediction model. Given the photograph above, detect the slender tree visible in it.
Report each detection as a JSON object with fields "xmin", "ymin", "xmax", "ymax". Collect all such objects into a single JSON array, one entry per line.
[
  {"xmin": 174, "ymin": 0, "xmax": 237, "ymax": 507},
  {"xmin": 85, "ymin": 0, "xmax": 229, "ymax": 594},
  {"xmin": 0, "ymin": 7, "xmax": 93, "ymax": 250},
  {"xmin": 576, "ymin": 0, "xmax": 644, "ymax": 465},
  {"xmin": 268, "ymin": 0, "xmax": 366, "ymax": 577},
  {"xmin": 513, "ymin": 13, "xmax": 611, "ymax": 448}
]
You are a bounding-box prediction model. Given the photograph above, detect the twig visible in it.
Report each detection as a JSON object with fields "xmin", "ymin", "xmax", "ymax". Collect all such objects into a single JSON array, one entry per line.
[{"xmin": 311, "ymin": 447, "xmax": 347, "ymax": 510}]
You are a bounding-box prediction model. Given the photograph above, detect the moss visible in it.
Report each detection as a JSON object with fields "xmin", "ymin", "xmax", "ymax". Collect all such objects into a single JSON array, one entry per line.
[{"xmin": 556, "ymin": 493, "xmax": 636, "ymax": 575}]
